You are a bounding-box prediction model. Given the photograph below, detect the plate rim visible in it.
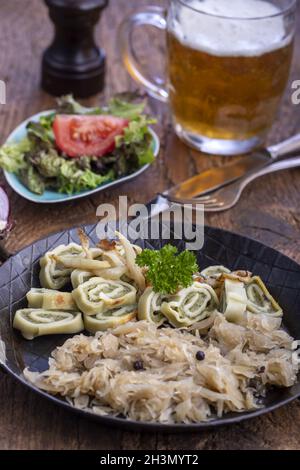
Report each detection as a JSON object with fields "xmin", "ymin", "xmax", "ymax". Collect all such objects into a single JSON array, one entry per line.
[
  {"xmin": 0, "ymin": 223, "xmax": 300, "ymax": 432},
  {"xmin": 3, "ymin": 109, "xmax": 160, "ymax": 204}
]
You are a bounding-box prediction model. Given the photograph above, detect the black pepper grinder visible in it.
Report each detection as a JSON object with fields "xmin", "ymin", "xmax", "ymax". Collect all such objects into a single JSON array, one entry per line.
[{"xmin": 42, "ymin": 0, "xmax": 108, "ymax": 98}]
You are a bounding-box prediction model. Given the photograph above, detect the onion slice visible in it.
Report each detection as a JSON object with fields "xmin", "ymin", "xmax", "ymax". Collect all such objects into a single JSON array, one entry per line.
[{"xmin": 0, "ymin": 186, "xmax": 10, "ymax": 237}]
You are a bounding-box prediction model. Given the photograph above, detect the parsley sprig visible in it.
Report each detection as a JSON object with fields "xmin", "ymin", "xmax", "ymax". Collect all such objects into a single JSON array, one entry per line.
[{"xmin": 136, "ymin": 244, "xmax": 198, "ymax": 294}]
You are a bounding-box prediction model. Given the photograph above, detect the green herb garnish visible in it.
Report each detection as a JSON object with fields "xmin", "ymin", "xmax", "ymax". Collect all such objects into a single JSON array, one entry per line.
[{"xmin": 136, "ymin": 244, "xmax": 198, "ymax": 294}]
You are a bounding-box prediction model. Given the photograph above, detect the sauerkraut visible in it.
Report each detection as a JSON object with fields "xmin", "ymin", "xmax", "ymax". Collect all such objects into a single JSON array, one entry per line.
[{"xmin": 24, "ymin": 314, "xmax": 299, "ymax": 423}]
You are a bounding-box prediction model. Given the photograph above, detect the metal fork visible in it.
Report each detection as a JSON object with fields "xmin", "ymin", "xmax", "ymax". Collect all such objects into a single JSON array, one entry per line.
[{"xmin": 176, "ymin": 156, "xmax": 300, "ymax": 212}]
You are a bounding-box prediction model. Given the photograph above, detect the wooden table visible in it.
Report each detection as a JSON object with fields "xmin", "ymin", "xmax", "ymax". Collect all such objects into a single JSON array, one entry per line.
[{"xmin": 1, "ymin": 0, "xmax": 300, "ymax": 450}]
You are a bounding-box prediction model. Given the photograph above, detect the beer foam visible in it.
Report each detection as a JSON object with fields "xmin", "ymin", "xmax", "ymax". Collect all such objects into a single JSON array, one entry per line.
[{"xmin": 169, "ymin": 0, "xmax": 292, "ymax": 57}]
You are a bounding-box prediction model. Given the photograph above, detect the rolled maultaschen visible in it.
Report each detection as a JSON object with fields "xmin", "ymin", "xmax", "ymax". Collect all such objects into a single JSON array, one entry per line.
[
  {"xmin": 220, "ymin": 274, "xmax": 282, "ymax": 323},
  {"xmin": 13, "ymin": 309, "xmax": 84, "ymax": 340},
  {"xmin": 72, "ymin": 277, "xmax": 137, "ymax": 316},
  {"xmin": 198, "ymin": 265, "xmax": 232, "ymax": 296},
  {"xmin": 245, "ymin": 276, "xmax": 282, "ymax": 317},
  {"xmin": 138, "ymin": 287, "xmax": 166, "ymax": 326},
  {"xmin": 71, "ymin": 270, "xmax": 94, "ymax": 289},
  {"xmin": 27, "ymin": 288, "xmax": 77, "ymax": 311},
  {"xmin": 71, "ymin": 266, "xmax": 128, "ymax": 289},
  {"xmin": 39, "ymin": 243, "xmax": 86, "ymax": 290},
  {"xmin": 200, "ymin": 265, "xmax": 231, "ymax": 279},
  {"xmin": 83, "ymin": 305, "xmax": 137, "ymax": 332},
  {"xmin": 160, "ymin": 281, "xmax": 219, "ymax": 328},
  {"xmin": 220, "ymin": 276, "xmax": 248, "ymax": 324},
  {"xmin": 39, "ymin": 244, "xmax": 109, "ymax": 290}
]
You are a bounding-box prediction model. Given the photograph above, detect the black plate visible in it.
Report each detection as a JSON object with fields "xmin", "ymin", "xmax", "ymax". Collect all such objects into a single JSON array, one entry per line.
[{"xmin": 0, "ymin": 223, "xmax": 300, "ymax": 432}]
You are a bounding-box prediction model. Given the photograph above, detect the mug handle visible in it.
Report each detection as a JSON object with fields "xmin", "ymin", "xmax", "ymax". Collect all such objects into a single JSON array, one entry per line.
[{"xmin": 118, "ymin": 6, "xmax": 169, "ymax": 102}]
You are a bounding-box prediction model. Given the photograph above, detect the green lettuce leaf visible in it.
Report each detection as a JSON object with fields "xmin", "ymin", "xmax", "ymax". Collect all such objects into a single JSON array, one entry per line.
[
  {"xmin": 27, "ymin": 116, "xmax": 55, "ymax": 147},
  {"xmin": 56, "ymin": 95, "xmax": 93, "ymax": 115},
  {"xmin": 136, "ymin": 144, "xmax": 155, "ymax": 166},
  {"xmin": 116, "ymin": 115, "xmax": 155, "ymax": 145},
  {"xmin": 0, "ymin": 138, "xmax": 31, "ymax": 173},
  {"xmin": 106, "ymin": 97, "xmax": 145, "ymax": 120},
  {"xmin": 27, "ymin": 148, "xmax": 111, "ymax": 194},
  {"xmin": 58, "ymin": 163, "xmax": 113, "ymax": 195},
  {"xmin": 115, "ymin": 115, "xmax": 156, "ymax": 167},
  {"xmin": 28, "ymin": 149, "xmax": 65, "ymax": 178},
  {"xmin": 19, "ymin": 166, "xmax": 45, "ymax": 195},
  {"xmin": 56, "ymin": 94, "xmax": 147, "ymax": 120}
]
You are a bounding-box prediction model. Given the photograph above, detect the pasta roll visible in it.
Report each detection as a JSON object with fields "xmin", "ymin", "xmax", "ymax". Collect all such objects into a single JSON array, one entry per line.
[
  {"xmin": 245, "ymin": 276, "xmax": 282, "ymax": 317},
  {"xmin": 27, "ymin": 288, "xmax": 77, "ymax": 310},
  {"xmin": 83, "ymin": 305, "xmax": 137, "ymax": 332},
  {"xmin": 39, "ymin": 245, "xmax": 105, "ymax": 290},
  {"xmin": 13, "ymin": 309, "xmax": 84, "ymax": 340},
  {"xmin": 221, "ymin": 277, "xmax": 248, "ymax": 324},
  {"xmin": 71, "ymin": 266, "xmax": 128, "ymax": 288},
  {"xmin": 39, "ymin": 243, "xmax": 85, "ymax": 289},
  {"xmin": 72, "ymin": 277, "xmax": 137, "ymax": 316},
  {"xmin": 138, "ymin": 287, "xmax": 166, "ymax": 326},
  {"xmin": 71, "ymin": 270, "xmax": 94, "ymax": 289},
  {"xmin": 201, "ymin": 265, "xmax": 231, "ymax": 279},
  {"xmin": 161, "ymin": 282, "xmax": 219, "ymax": 328},
  {"xmin": 199, "ymin": 266, "xmax": 232, "ymax": 297}
]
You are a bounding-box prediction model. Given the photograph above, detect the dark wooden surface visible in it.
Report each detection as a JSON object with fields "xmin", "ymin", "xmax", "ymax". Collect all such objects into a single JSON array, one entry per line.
[{"xmin": 0, "ymin": 0, "xmax": 300, "ymax": 450}]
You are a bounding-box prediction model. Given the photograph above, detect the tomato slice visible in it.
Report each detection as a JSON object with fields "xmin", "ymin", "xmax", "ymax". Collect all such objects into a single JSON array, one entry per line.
[{"xmin": 53, "ymin": 114, "xmax": 129, "ymax": 157}]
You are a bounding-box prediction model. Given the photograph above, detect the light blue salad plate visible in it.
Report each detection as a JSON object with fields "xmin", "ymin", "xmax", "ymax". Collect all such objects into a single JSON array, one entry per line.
[{"xmin": 3, "ymin": 110, "xmax": 160, "ymax": 204}]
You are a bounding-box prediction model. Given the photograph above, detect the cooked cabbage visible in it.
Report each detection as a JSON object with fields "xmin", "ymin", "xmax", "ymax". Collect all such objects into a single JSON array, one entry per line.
[{"xmin": 23, "ymin": 316, "xmax": 298, "ymax": 423}]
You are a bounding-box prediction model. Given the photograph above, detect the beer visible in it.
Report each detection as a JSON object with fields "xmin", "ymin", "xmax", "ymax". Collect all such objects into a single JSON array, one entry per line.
[
  {"xmin": 119, "ymin": 0, "xmax": 296, "ymax": 153},
  {"xmin": 167, "ymin": 0, "xmax": 294, "ymax": 143}
]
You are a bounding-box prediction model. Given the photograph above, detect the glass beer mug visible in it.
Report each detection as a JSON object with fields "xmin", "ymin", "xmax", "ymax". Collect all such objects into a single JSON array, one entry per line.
[{"xmin": 119, "ymin": 0, "xmax": 296, "ymax": 155}]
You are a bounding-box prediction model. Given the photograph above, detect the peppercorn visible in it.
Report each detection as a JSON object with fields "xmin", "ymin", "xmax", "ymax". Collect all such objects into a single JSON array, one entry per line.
[
  {"xmin": 258, "ymin": 366, "xmax": 266, "ymax": 373},
  {"xmin": 196, "ymin": 351, "xmax": 205, "ymax": 361},
  {"xmin": 133, "ymin": 360, "xmax": 144, "ymax": 371}
]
